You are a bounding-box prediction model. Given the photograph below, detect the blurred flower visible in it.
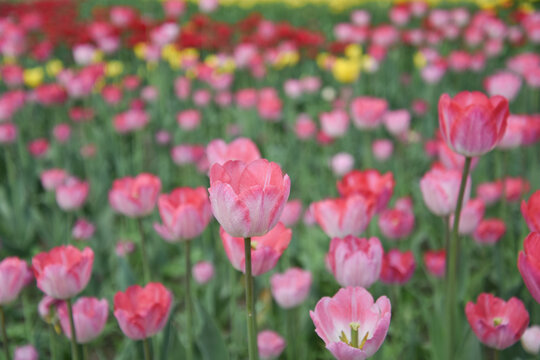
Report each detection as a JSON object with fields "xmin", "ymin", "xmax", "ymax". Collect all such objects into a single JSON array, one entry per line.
[
  {"xmin": 522, "ymin": 190, "xmax": 540, "ymax": 233},
  {"xmin": 424, "ymin": 250, "xmax": 446, "ymax": 278},
  {"xmin": 109, "ymin": 174, "xmax": 161, "ymax": 218},
  {"xmin": 473, "ymin": 218, "xmax": 506, "ymax": 245},
  {"xmin": 13, "ymin": 345, "xmax": 38, "ymax": 360},
  {"xmin": 312, "ymin": 195, "xmax": 373, "ymax": 238},
  {"xmin": 0, "ymin": 257, "xmax": 30, "ymax": 305},
  {"xmin": 206, "ymin": 138, "xmax": 261, "ymax": 167},
  {"xmin": 521, "ymin": 326, "xmax": 540, "ymax": 354},
  {"xmin": 192, "ymin": 261, "xmax": 214, "ymax": 284},
  {"xmin": 380, "ymin": 249, "xmax": 416, "ymax": 284},
  {"xmin": 72, "ymin": 219, "xmax": 95, "ymax": 240},
  {"xmin": 420, "ymin": 167, "xmax": 470, "ymax": 217},
  {"xmin": 57, "ymin": 297, "xmax": 108, "ymax": 343},
  {"xmin": 258, "ymin": 330, "xmax": 286, "ymax": 360},
  {"xmin": 56, "ymin": 178, "xmax": 89, "ymax": 211},
  {"xmin": 270, "ymin": 267, "xmax": 311, "ymax": 309}
]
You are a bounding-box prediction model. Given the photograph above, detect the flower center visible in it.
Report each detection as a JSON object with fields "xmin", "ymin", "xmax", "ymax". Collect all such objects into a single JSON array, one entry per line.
[
  {"xmin": 493, "ymin": 317, "xmax": 503, "ymax": 326},
  {"xmin": 339, "ymin": 322, "xmax": 369, "ymax": 349},
  {"xmin": 251, "ymin": 241, "xmax": 258, "ymax": 250}
]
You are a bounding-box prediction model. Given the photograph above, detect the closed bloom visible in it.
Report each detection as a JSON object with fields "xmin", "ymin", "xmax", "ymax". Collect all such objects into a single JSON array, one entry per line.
[
  {"xmin": 331, "ymin": 153, "xmax": 355, "ymax": 177},
  {"xmin": 312, "ymin": 195, "xmax": 373, "ymax": 238},
  {"xmin": 57, "ymin": 297, "xmax": 108, "ymax": 343},
  {"xmin": 72, "ymin": 219, "xmax": 95, "ymax": 240},
  {"xmin": 258, "ymin": 330, "xmax": 285, "ymax": 359},
  {"xmin": 310, "ymin": 287, "xmax": 391, "ymax": 360},
  {"xmin": 484, "ymin": 71, "xmax": 522, "ymax": 102},
  {"xmin": 473, "ymin": 218, "xmax": 506, "ymax": 245},
  {"xmin": 380, "ymin": 249, "xmax": 416, "ymax": 285},
  {"xmin": 192, "ymin": 261, "xmax": 214, "ymax": 284},
  {"xmin": 56, "ymin": 178, "xmax": 89, "ymax": 211},
  {"xmin": 279, "ymin": 199, "xmax": 303, "ymax": 227},
  {"xmin": 438, "ymin": 91, "xmax": 509, "ymax": 157},
  {"xmin": 337, "ymin": 170, "xmax": 394, "ymax": 213},
  {"xmin": 521, "ymin": 326, "xmax": 540, "ymax": 354},
  {"xmin": 522, "ymin": 191, "xmax": 540, "ymax": 233},
  {"xmin": 209, "ymin": 159, "xmax": 290, "ymax": 238},
  {"xmin": 220, "ymin": 222, "xmax": 291, "ymax": 276},
  {"xmin": 109, "ymin": 174, "xmax": 162, "ymax": 218},
  {"xmin": 518, "ymin": 232, "xmax": 540, "ymax": 304},
  {"xmin": 206, "ymin": 137, "xmax": 261, "ymax": 167},
  {"xmin": 378, "ymin": 204, "xmax": 414, "ymax": 240},
  {"xmin": 465, "ymin": 293, "xmax": 529, "ymax": 350},
  {"xmin": 326, "ymin": 236, "xmax": 383, "ymax": 288},
  {"xmin": 13, "ymin": 345, "xmax": 38, "ymax": 360},
  {"xmin": 424, "ymin": 250, "xmax": 446, "ymax": 278},
  {"xmin": 449, "ymin": 198, "xmax": 485, "ymax": 235},
  {"xmin": 350, "ymin": 97, "xmax": 388, "ymax": 130},
  {"xmin": 372, "ymin": 139, "xmax": 393, "ymax": 162},
  {"xmin": 177, "ymin": 109, "xmax": 201, "ymax": 131},
  {"xmin": 32, "ymin": 246, "xmax": 94, "ymax": 299},
  {"xmin": 113, "ymin": 283, "xmax": 173, "ymax": 340},
  {"xmin": 154, "ymin": 187, "xmax": 212, "ymax": 242},
  {"xmin": 320, "ymin": 109, "xmax": 349, "ymax": 138},
  {"xmin": 420, "ymin": 167, "xmax": 471, "ymax": 217},
  {"xmin": 477, "ymin": 181, "xmax": 503, "ymax": 206},
  {"xmin": 383, "ymin": 109, "xmax": 410, "ymax": 136},
  {"xmin": 270, "ymin": 267, "xmax": 311, "ymax": 309},
  {"xmin": 0, "ymin": 257, "xmax": 30, "ymax": 305}
]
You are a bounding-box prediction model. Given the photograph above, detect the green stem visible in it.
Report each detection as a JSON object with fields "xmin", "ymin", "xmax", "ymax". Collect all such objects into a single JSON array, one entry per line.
[
  {"xmin": 185, "ymin": 240, "xmax": 193, "ymax": 360},
  {"xmin": 49, "ymin": 324, "xmax": 57, "ymax": 360},
  {"xmin": 244, "ymin": 237, "xmax": 259, "ymax": 360},
  {"xmin": 445, "ymin": 156, "xmax": 472, "ymax": 360},
  {"xmin": 137, "ymin": 218, "xmax": 151, "ymax": 283},
  {"xmin": 66, "ymin": 298, "xmax": 79, "ymax": 360},
  {"xmin": 0, "ymin": 306, "xmax": 11, "ymax": 360},
  {"xmin": 143, "ymin": 338, "xmax": 152, "ymax": 360},
  {"xmin": 82, "ymin": 344, "xmax": 88, "ymax": 360},
  {"xmin": 444, "ymin": 216, "xmax": 450, "ymax": 254}
]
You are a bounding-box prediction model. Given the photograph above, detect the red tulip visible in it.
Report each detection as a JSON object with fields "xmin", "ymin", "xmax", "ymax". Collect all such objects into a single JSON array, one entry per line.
[
  {"xmin": 380, "ymin": 249, "xmax": 415, "ymax": 285},
  {"xmin": 326, "ymin": 236, "xmax": 383, "ymax": 288},
  {"xmin": 206, "ymin": 137, "xmax": 261, "ymax": 167},
  {"xmin": 209, "ymin": 159, "xmax": 290, "ymax": 238},
  {"xmin": 518, "ymin": 232, "xmax": 540, "ymax": 303},
  {"xmin": 154, "ymin": 187, "xmax": 212, "ymax": 242},
  {"xmin": 270, "ymin": 267, "xmax": 311, "ymax": 309},
  {"xmin": 0, "ymin": 257, "xmax": 31, "ymax": 305},
  {"xmin": 378, "ymin": 202, "xmax": 414, "ymax": 240},
  {"xmin": 438, "ymin": 91, "xmax": 509, "ymax": 157},
  {"xmin": 113, "ymin": 283, "xmax": 173, "ymax": 340},
  {"xmin": 337, "ymin": 169, "xmax": 394, "ymax": 213},
  {"xmin": 465, "ymin": 293, "xmax": 529, "ymax": 350},
  {"xmin": 220, "ymin": 222, "xmax": 291, "ymax": 276},
  {"xmin": 522, "ymin": 191, "xmax": 540, "ymax": 233},
  {"xmin": 32, "ymin": 246, "xmax": 94, "ymax": 299},
  {"xmin": 424, "ymin": 250, "xmax": 446, "ymax": 278},
  {"xmin": 473, "ymin": 219, "xmax": 506, "ymax": 245},
  {"xmin": 57, "ymin": 297, "xmax": 108, "ymax": 343},
  {"xmin": 310, "ymin": 287, "xmax": 391, "ymax": 360},
  {"xmin": 109, "ymin": 174, "xmax": 161, "ymax": 218},
  {"xmin": 312, "ymin": 195, "xmax": 373, "ymax": 238}
]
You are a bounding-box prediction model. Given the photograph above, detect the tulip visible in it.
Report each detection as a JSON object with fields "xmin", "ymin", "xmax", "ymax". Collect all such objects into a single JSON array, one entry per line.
[
  {"xmin": 310, "ymin": 287, "xmax": 391, "ymax": 360},
  {"xmin": 372, "ymin": 139, "xmax": 393, "ymax": 162},
  {"xmin": 208, "ymin": 159, "xmax": 290, "ymax": 238},
  {"xmin": 193, "ymin": 261, "xmax": 214, "ymax": 284},
  {"xmin": 465, "ymin": 293, "xmax": 529, "ymax": 350},
  {"xmin": 330, "ymin": 153, "xmax": 355, "ymax": 177},
  {"xmin": 312, "ymin": 195, "xmax": 373, "ymax": 238},
  {"xmin": 383, "ymin": 109, "xmax": 410, "ymax": 136},
  {"xmin": 484, "ymin": 71, "xmax": 522, "ymax": 101},
  {"xmin": 449, "ymin": 198, "xmax": 485, "ymax": 235},
  {"xmin": 518, "ymin": 232, "xmax": 540, "ymax": 304},
  {"xmin": 420, "ymin": 167, "xmax": 470, "ymax": 217},
  {"xmin": 13, "ymin": 345, "xmax": 38, "ymax": 360},
  {"xmin": 350, "ymin": 97, "xmax": 388, "ymax": 129},
  {"xmin": 0, "ymin": 123, "xmax": 17, "ymax": 144},
  {"xmin": 279, "ymin": 200, "xmax": 303, "ymax": 227},
  {"xmin": 177, "ymin": 109, "xmax": 201, "ymax": 131},
  {"xmin": 378, "ymin": 204, "xmax": 414, "ymax": 240},
  {"xmin": 337, "ymin": 170, "xmax": 394, "ymax": 213},
  {"xmin": 502, "ymin": 177, "xmax": 530, "ymax": 202},
  {"xmin": 109, "ymin": 174, "xmax": 161, "ymax": 218},
  {"xmin": 32, "ymin": 246, "xmax": 93, "ymax": 300},
  {"xmin": 521, "ymin": 326, "xmax": 540, "ymax": 354},
  {"xmin": 438, "ymin": 91, "xmax": 509, "ymax": 157},
  {"xmin": 522, "ymin": 191, "xmax": 540, "ymax": 233},
  {"xmin": 154, "ymin": 187, "xmax": 212, "ymax": 242},
  {"xmin": 270, "ymin": 267, "xmax": 311, "ymax": 309},
  {"xmin": 258, "ymin": 330, "xmax": 286, "ymax": 360},
  {"xmin": 0, "ymin": 257, "xmax": 30, "ymax": 305},
  {"xmin": 473, "ymin": 219, "xmax": 506, "ymax": 245},
  {"xmin": 424, "ymin": 250, "xmax": 446, "ymax": 278},
  {"xmin": 380, "ymin": 249, "xmax": 416, "ymax": 284},
  {"xmin": 57, "ymin": 297, "xmax": 108, "ymax": 343},
  {"xmin": 55, "ymin": 178, "xmax": 89, "ymax": 211},
  {"xmin": 206, "ymin": 138, "xmax": 261, "ymax": 167},
  {"xmin": 72, "ymin": 219, "xmax": 95, "ymax": 240},
  {"xmin": 320, "ymin": 109, "xmax": 349, "ymax": 138},
  {"xmin": 220, "ymin": 222, "xmax": 291, "ymax": 276},
  {"xmin": 294, "ymin": 114, "xmax": 316, "ymax": 140},
  {"xmin": 477, "ymin": 181, "xmax": 503, "ymax": 206}
]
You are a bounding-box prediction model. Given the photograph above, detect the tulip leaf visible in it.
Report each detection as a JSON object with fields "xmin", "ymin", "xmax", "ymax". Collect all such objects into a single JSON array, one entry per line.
[{"xmin": 195, "ymin": 300, "xmax": 230, "ymax": 360}]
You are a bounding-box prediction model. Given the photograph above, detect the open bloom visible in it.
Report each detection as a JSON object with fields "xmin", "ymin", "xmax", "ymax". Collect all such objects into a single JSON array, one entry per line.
[
  {"xmin": 0, "ymin": 257, "xmax": 30, "ymax": 305},
  {"xmin": 220, "ymin": 222, "xmax": 291, "ymax": 276},
  {"xmin": 337, "ymin": 170, "xmax": 394, "ymax": 213},
  {"xmin": 109, "ymin": 174, "xmax": 161, "ymax": 218},
  {"xmin": 522, "ymin": 191, "xmax": 540, "ymax": 233},
  {"xmin": 32, "ymin": 246, "xmax": 94, "ymax": 299},
  {"xmin": 465, "ymin": 293, "xmax": 529, "ymax": 350},
  {"xmin": 312, "ymin": 195, "xmax": 373, "ymax": 238},
  {"xmin": 518, "ymin": 232, "xmax": 540, "ymax": 303},
  {"xmin": 209, "ymin": 159, "xmax": 290, "ymax": 238},
  {"xmin": 113, "ymin": 283, "xmax": 173, "ymax": 340},
  {"xmin": 438, "ymin": 91, "xmax": 509, "ymax": 157},
  {"xmin": 206, "ymin": 137, "xmax": 261, "ymax": 167},
  {"xmin": 310, "ymin": 287, "xmax": 391, "ymax": 360},
  {"xmin": 57, "ymin": 297, "xmax": 108, "ymax": 343},
  {"xmin": 326, "ymin": 236, "xmax": 383, "ymax": 288},
  {"xmin": 270, "ymin": 267, "xmax": 312, "ymax": 309},
  {"xmin": 154, "ymin": 187, "xmax": 212, "ymax": 242}
]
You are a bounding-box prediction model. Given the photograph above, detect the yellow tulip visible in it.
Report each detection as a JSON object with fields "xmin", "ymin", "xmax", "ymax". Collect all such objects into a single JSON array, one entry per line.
[
  {"xmin": 46, "ymin": 59, "xmax": 63, "ymax": 77},
  {"xmin": 23, "ymin": 67, "xmax": 44, "ymax": 88},
  {"xmin": 332, "ymin": 58, "xmax": 361, "ymax": 83}
]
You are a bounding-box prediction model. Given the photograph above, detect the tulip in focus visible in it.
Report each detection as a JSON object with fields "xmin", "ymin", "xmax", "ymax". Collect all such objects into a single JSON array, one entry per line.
[
  {"xmin": 270, "ymin": 267, "xmax": 311, "ymax": 309},
  {"xmin": 57, "ymin": 297, "xmax": 108, "ymax": 343},
  {"xmin": 465, "ymin": 293, "xmax": 529, "ymax": 350},
  {"xmin": 310, "ymin": 287, "xmax": 391, "ymax": 360}
]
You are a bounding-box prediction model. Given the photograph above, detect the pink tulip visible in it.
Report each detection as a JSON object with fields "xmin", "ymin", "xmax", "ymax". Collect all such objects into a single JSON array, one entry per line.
[
  {"xmin": 72, "ymin": 219, "xmax": 95, "ymax": 240},
  {"xmin": 449, "ymin": 198, "xmax": 485, "ymax": 235},
  {"xmin": 177, "ymin": 109, "xmax": 201, "ymax": 131},
  {"xmin": 113, "ymin": 109, "xmax": 149, "ymax": 134},
  {"xmin": 330, "ymin": 152, "xmax": 355, "ymax": 177},
  {"xmin": 466, "ymin": 293, "xmax": 529, "ymax": 350},
  {"xmin": 383, "ymin": 109, "xmax": 410, "ymax": 136},
  {"xmin": 109, "ymin": 174, "xmax": 161, "ymax": 218},
  {"xmin": 424, "ymin": 250, "xmax": 446, "ymax": 278},
  {"xmin": 192, "ymin": 261, "xmax": 214, "ymax": 284},
  {"xmin": 0, "ymin": 257, "xmax": 30, "ymax": 305},
  {"xmin": 258, "ymin": 330, "xmax": 286, "ymax": 360},
  {"xmin": 518, "ymin": 232, "xmax": 540, "ymax": 303},
  {"xmin": 40, "ymin": 169, "xmax": 68, "ymax": 191},
  {"xmin": 521, "ymin": 326, "xmax": 540, "ymax": 354},
  {"xmin": 56, "ymin": 178, "xmax": 89, "ymax": 211},
  {"xmin": 115, "ymin": 241, "xmax": 135, "ymax": 257},
  {"xmin": 522, "ymin": 191, "xmax": 540, "ymax": 233},
  {"xmin": 326, "ymin": 236, "xmax": 383, "ymax": 288},
  {"xmin": 337, "ymin": 170, "xmax": 394, "ymax": 213},
  {"xmin": 257, "ymin": 88, "xmax": 282, "ymax": 121},
  {"xmin": 0, "ymin": 123, "xmax": 17, "ymax": 144},
  {"xmin": 270, "ymin": 267, "xmax": 311, "ymax": 309},
  {"xmin": 220, "ymin": 222, "xmax": 291, "ymax": 276},
  {"xmin": 154, "ymin": 187, "xmax": 212, "ymax": 242},
  {"xmin": 209, "ymin": 159, "xmax": 290, "ymax": 238},
  {"xmin": 310, "ymin": 287, "xmax": 391, "ymax": 360},
  {"xmin": 27, "ymin": 139, "xmax": 49, "ymax": 158},
  {"xmin": 32, "ymin": 246, "xmax": 94, "ymax": 299},
  {"xmin": 502, "ymin": 177, "xmax": 530, "ymax": 202},
  {"xmin": 279, "ymin": 199, "xmax": 303, "ymax": 227},
  {"xmin": 372, "ymin": 139, "xmax": 394, "ymax": 162},
  {"xmin": 380, "ymin": 249, "xmax": 416, "ymax": 284},
  {"xmin": 438, "ymin": 91, "xmax": 509, "ymax": 157},
  {"xmin": 206, "ymin": 138, "xmax": 261, "ymax": 167},
  {"xmin": 114, "ymin": 283, "xmax": 172, "ymax": 340},
  {"xmin": 199, "ymin": 0, "xmax": 218, "ymax": 13},
  {"xmin": 484, "ymin": 71, "xmax": 522, "ymax": 101},
  {"xmin": 13, "ymin": 345, "xmax": 38, "ymax": 360},
  {"xmin": 171, "ymin": 144, "xmax": 205, "ymax": 166},
  {"xmin": 320, "ymin": 109, "xmax": 349, "ymax": 138},
  {"xmin": 312, "ymin": 195, "xmax": 373, "ymax": 238},
  {"xmin": 437, "ymin": 140, "xmax": 479, "ymax": 171},
  {"xmin": 57, "ymin": 297, "xmax": 108, "ymax": 343},
  {"xmin": 476, "ymin": 181, "xmax": 503, "ymax": 206},
  {"xmin": 350, "ymin": 97, "xmax": 388, "ymax": 129},
  {"xmin": 294, "ymin": 114, "xmax": 316, "ymax": 140},
  {"xmin": 378, "ymin": 203, "xmax": 414, "ymax": 240},
  {"xmin": 473, "ymin": 219, "xmax": 506, "ymax": 245},
  {"xmin": 420, "ymin": 167, "xmax": 471, "ymax": 217},
  {"xmin": 53, "ymin": 123, "xmax": 71, "ymax": 143}
]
